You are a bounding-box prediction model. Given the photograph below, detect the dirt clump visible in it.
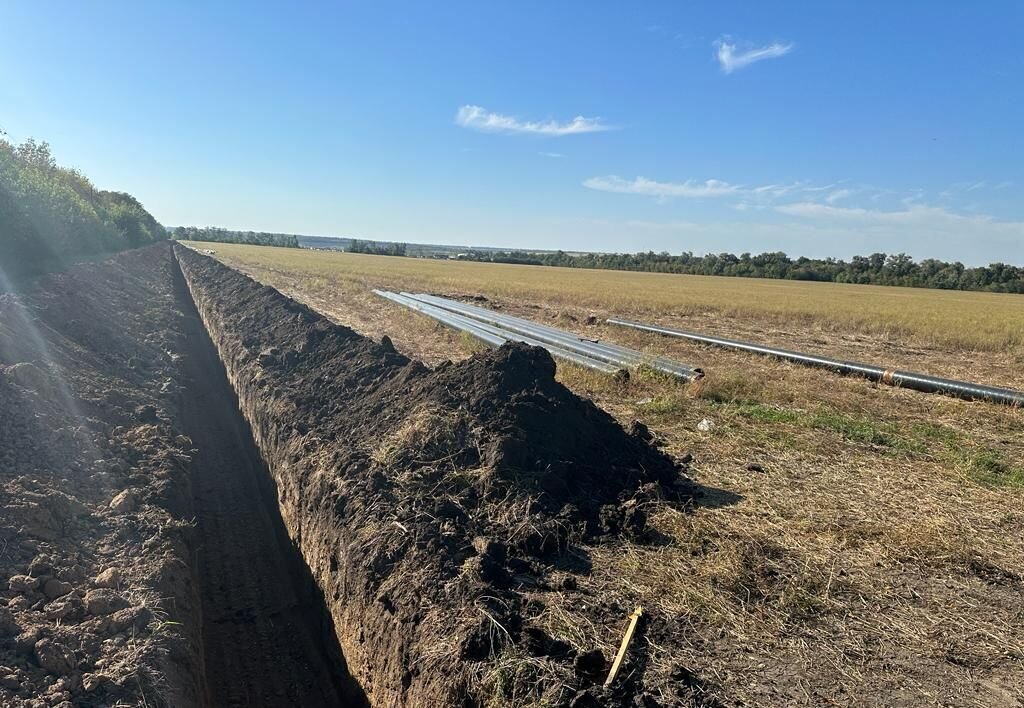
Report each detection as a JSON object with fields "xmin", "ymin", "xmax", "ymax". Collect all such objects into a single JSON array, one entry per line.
[{"xmin": 178, "ymin": 244, "xmax": 699, "ymax": 706}]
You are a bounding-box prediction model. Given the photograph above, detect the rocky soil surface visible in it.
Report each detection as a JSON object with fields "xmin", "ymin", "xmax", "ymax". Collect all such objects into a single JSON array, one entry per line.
[
  {"xmin": 0, "ymin": 244, "xmax": 203, "ymax": 706},
  {"xmin": 1, "ymin": 243, "xmax": 364, "ymax": 707}
]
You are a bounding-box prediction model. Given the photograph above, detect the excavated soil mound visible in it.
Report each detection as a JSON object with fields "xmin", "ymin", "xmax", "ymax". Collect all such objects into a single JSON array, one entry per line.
[{"xmin": 177, "ymin": 245, "xmax": 697, "ymax": 706}]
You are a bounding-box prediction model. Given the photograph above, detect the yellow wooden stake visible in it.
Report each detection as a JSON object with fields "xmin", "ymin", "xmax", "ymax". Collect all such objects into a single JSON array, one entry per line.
[{"xmin": 604, "ymin": 605, "xmax": 643, "ymax": 687}]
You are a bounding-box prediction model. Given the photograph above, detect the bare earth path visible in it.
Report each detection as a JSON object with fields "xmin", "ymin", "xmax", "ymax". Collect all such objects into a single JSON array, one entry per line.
[{"xmin": 176, "ymin": 267, "xmax": 366, "ymax": 707}]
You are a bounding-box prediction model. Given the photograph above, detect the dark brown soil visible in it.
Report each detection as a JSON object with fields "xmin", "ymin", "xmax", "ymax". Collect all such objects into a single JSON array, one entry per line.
[
  {"xmin": 174, "ymin": 263, "xmax": 367, "ymax": 707},
  {"xmin": 0, "ymin": 244, "xmax": 205, "ymax": 706},
  {"xmin": 1, "ymin": 243, "xmax": 363, "ymax": 707},
  {"xmin": 2, "ymin": 240, "xmax": 715, "ymax": 706},
  {"xmin": 177, "ymin": 245, "xmax": 704, "ymax": 706}
]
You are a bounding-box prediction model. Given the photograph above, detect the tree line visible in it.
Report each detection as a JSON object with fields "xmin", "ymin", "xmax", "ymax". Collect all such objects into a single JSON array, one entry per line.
[
  {"xmin": 1, "ymin": 137, "xmax": 166, "ymax": 283},
  {"xmin": 458, "ymin": 249, "xmax": 1024, "ymax": 293},
  {"xmin": 346, "ymin": 239, "xmax": 407, "ymax": 256},
  {"xmin": 170, "ymin": 226, "xmax": 300, "ymax": 248}
]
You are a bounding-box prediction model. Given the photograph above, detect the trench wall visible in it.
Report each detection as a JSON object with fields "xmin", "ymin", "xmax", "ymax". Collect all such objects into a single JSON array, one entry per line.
[{"xmin": 174, "ymin": 245, "xmax": 444, "ymax": 706}]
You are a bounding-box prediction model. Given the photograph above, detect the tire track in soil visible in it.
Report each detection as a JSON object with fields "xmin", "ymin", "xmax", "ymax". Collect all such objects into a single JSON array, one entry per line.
[{"xmin": 175, "ymin": 269, "xmax": 366, "ymax": 707}]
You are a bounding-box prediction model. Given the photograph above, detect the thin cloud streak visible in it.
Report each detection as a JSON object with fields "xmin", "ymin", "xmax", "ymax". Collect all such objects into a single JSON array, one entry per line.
[
  {"xmin": 584, "ymin": 174, "xmax": 1022, "ymax": 258},
  {"xmin": 585, "ymin": 176, "xmax": 936, "ymax": 210},
  {"xmin": 555, "ymin": 212, "xmax": 1022, "ymax": 264},
  {"xmin": 775, "ymin": 202, "xmax": 1024, "ymax": 236},
  {"xmin": 715, "ymin": 38, "xmax": 793, "ymax": 73},
  {"xmin": 583, "ymin": 175, "xmax": 739, "ymax": 198},
  {"xmin": 584, "ymin": 176, "xmax": 841, "ymax": 202},
  {"xmin": 777, "ymin": 202, "xmax": 886, "ymax": 220},
  {"xmin": 826, "ymin": 188, "xmax": 852, "ymax": 204},
  {"xmin": 456, "ymin": 105, "xmax": 611, "ymax": 136}
]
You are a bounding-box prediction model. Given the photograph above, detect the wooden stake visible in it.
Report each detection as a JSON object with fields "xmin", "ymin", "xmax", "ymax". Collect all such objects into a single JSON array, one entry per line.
[{"xmin": 604, "ymin": 605, "xmax": 643, "ymax": 687}]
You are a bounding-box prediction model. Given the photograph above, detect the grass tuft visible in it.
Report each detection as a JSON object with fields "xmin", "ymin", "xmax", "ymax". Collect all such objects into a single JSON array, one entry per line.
[{"xmin": 958, "ymin": 449, "xmax": 1024, "ymax": 489}]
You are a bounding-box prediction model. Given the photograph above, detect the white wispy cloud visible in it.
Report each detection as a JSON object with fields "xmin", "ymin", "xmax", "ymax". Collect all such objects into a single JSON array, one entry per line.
[
  {"xmin": 583, "ymin": 175, "xmax": 740, "ymax": 198},
  {"xmin": 776, "ymin": 202, "xmax": 877, "ymax": 220},
  {"xmin": 751, "ymin": 182, "xmax": 814, "ymax": 200},
  {"xmin": 538, "ymin": 151, "xmax": 564, "ymax": 158},
  {"xmin": 715, "ymin": 38, "xmax": 793, "ymax": 74},
  {"xmin": 455, "ymin": 105, "xmax": 611, "ymax": 136},
  {"xmin": 558, "ymin": 207, "xmax": 1023, "ymax": 264},
  {"xmin": 745, "ymin": 183, "xmax": 863, "ymax": 209},
  {"xmin": 775, "ymin": 202, "xmax": 1024, "ymax": 237},
  {"xmin": 825, "ymin": 188, "xmax": 852, "ymax": 204},
  {"xmin": 583, "ymin": 176, "xmax": 846, "ymax": 203},
  {"xmin": 582, "ymin": 174, "xmax": 1022, "ymax": 258}
]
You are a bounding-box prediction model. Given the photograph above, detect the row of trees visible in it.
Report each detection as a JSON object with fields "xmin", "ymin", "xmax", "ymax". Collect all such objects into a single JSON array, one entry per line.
[
  {"xmin": 460, "ymin": 249, "xmax": 1024, "ymax": 293},
  {"xmin": 0, "ymin": 137, "xmax": 166, "ymax": 282},
  {"xmin": 346, "ymin": 239, "xmax": 407, "ymax": 256},
  {"xmin": 171, "ymin": 226, "xmax": 300, "ymax": 248}
]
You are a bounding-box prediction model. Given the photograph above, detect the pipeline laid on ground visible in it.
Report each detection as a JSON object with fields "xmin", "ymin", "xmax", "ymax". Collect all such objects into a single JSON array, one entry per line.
[
  {"xmin": 404, "ymin": 293, "xmax": 703, "ymax": 380},
  {"xmin": 374, "ymin": 290, "xmax": 623, "ymax": 374},
  {"xmin": 373, "ymin": 291, "xmax": 703, "ymax": 381},
  {"xmin": 607, "ymin": 317, "xmax": 1024, "ymax": 407}
]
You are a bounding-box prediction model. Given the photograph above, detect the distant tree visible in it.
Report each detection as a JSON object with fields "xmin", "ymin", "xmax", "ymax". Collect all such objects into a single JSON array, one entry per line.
[
  {"xmin": 171, "ymin": 226, "xmax": 299, "ymax": 248},
  {"xmin": 449, "ymin": 245, "xmax": 1023, "ymax": 294},
  {"xmin": 346, "ymin": 239, "xmax": 407, "ymax": 256}
]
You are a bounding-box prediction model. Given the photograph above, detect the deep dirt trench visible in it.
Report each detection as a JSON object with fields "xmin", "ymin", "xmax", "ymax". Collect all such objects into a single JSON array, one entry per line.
[
  {"xmin": 174, "ymin": 244, "xmax": 713, "ymax": 706},
  {"xmin": 174, "ymin": 264, "xmax": 367, "ymax": 707},
  {"xmin": 3, "ymin": 243, "xmax": 710, "ymax": 706}
]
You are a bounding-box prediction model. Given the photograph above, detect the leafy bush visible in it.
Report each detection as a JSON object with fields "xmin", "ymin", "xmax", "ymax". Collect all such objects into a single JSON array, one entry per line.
[{"xmin": 0, "ymin": 137, "xmax": 166, "ymax": 282}]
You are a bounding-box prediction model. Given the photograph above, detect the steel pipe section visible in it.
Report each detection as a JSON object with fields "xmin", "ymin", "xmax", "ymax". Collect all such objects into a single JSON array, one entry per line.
[
  {"xmin": 374, "ymin": 290, "xmax": 506, "ymax": 348},
  {"xmin": 373, "ymin": 290, "xmax": 623, "ymax": 374},
  {"xmin": 407, "ymin": 293, "xmax": 641, "ymax": 365},
  {"xmin": 406, "ymin": 293, "xmax": 646, "ymax": 370},
  {"xmin": 608, "ymin": 317, "xmax": 1024, "ymax": 407},
  {"xmin": 403, "ymin": 293, "xmax": 703, "ymax": 382}
]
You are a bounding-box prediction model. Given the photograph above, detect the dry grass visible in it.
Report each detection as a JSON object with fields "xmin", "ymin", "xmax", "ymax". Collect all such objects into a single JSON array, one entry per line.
[
  {"xmin": 189, "ymin": 241, "xmax": 1024, "ymax": 707},
  {"xmin": 370, "ymin": 405, "xmax": 471, "ymax": 468},
  {"xmin": 554, "ymin": 358, "xmax": 1023, "ymax": 706},
  {"xmin": 186, "ymin": 242, "xmax": 1024, "ymax": 353}
]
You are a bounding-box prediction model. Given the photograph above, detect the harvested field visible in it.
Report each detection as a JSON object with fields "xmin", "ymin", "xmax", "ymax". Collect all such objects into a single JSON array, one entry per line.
[
  {"xmin": 187, "ymin": 241, "xmax": 1024, "ymax": 707},
  {"xmin": 187, "ymin": 243, "xmax": 1024, "ymax": 353}
]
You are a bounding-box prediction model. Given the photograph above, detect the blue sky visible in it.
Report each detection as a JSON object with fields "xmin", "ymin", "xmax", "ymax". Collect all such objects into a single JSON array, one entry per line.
[{"xmin": 2, "ymin": 2, "xmax": 1022, "ymax": 264}]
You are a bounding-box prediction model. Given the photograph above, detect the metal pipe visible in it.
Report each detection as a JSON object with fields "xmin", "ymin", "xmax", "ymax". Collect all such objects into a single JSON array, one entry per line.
[
  {"xmin": 607, "ymin": 317, "xmax": 1024, "ymax": 407},
  {"xmin": 374, "ymin": 290, "xmax": 506, "ymax": 347},
  {"xmin": 419, "ymin": 294, "xmax": 703, "ymax": 381},
  {"xmin": 405, "ymin": 293, "xmax": 662, "ymax": 372},
  {"xmin": 407, "ymin": 293, "xmax": 652, "ymax": 368},
  {"xmin": 404, "ymin": 293, "xmax": 704, "ymax": 381},
  {"xmin": 373, "ymin": 290, "xmax": 623, "ymax": 374},
  {"xmin": 410, "ymin": 293, "xmax": 701, "ymax": 379}
]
